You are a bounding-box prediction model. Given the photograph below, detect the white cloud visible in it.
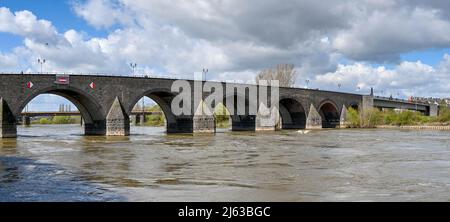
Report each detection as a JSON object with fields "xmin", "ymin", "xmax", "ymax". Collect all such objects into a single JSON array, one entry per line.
[
  {"xmin": 72, "ymin": 0, "xmax": 129, "ymax": 29},
  {"xmin": 314, "ymin": 57, "xmax": 450, "ymax": 98},
  {"xmin": 0, "ymin": 52, "xmax": 19, "ymax": 71},
  {"xmin": 0, "ymin": 7, "xmax": 58, "ymax": 43},
  {"xmin": 1, "ymin": 1, "xmax": 450, "ymax": 97},
  {"xmin": 333, "ymin": 7, "xmax": 450, "ymax": 61}
]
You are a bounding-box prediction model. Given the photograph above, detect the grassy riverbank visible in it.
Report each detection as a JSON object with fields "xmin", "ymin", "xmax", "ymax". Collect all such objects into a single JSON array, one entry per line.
[
  {"xmin": 33, "ymin": 116, "xmax": 81, "ymax": 125},
  {"xmin": 346, "ymin": 107, "xmax": 450, "ymax": 128},
  {"xmin": 141, "ymin": 105, "xmax": 166, "ymax": 127}
]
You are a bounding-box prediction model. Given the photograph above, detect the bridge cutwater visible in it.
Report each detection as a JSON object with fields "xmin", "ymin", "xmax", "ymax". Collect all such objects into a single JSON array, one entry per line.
[{"xmin": 0, "ymin": 74, "xmax": 439, "ymax": 138}]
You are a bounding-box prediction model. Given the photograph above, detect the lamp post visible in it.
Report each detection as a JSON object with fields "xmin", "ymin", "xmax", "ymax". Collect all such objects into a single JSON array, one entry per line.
[
  {"xmin": 130, "ymin": 63, "xmax": 137, "ymax": 76},
  {"xmin": 202, "ymin": 68, "xmax": 208, "ymax": 81},
  {"xmin": 200, "ymin": 68, "xmax": 209, "ymax": 114},
  {"xmin": 37, "ymin": 58, "xmax": 46, "ymax": 74}
]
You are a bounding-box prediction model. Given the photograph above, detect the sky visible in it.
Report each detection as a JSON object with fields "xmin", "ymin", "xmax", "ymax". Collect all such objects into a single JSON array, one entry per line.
[{"xmin": 1, "ymin": 0, "xmax": 450, "ymax": 111}]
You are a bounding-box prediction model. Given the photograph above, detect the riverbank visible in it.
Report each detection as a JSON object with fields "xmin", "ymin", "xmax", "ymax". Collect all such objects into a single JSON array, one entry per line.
[
  {"xmin": 346, "ymin": 107, "xmax": 450, "ymax": 128},
  {"xmin": 376, "ymin": 125, "xmax": 450, "ymax": 130},
  {"xmin": 32, "ymin": 116, "xmax": 81, "ymax": 125}
]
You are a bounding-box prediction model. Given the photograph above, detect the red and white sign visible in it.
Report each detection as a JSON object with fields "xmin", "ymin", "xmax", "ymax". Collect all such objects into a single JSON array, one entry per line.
[
  {"xmin": 89, "ymin": 82, "xmax": 96, "ymax": 89},
  {"xmin": 26, "ymin": 81, "xmax": 34, "ymax": 89},
  {"xmin": 55, "ymin": 75, "xmax": 70, "ymax": 85}
]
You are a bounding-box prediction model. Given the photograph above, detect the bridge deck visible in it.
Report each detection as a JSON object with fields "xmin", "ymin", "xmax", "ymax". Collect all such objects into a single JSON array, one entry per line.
[{"xmin": 373, "ymin": 96, "xmax": 431, "ymax": 112}]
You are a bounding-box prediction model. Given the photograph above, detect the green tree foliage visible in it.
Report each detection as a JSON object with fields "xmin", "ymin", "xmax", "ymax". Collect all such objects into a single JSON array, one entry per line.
[
  {"xmin": 346, "ymin": 107, "xmax": 361, "ymax": 128},
  {"xmin": 360, "ymin": 108, "xmax": 383, "ymax": 128},
  {"xmin": 144, "ymin": 113, "xmax": 166, "ymax": 127},
  {"xmin": 346, "ymin": 108, "xmax": 441, "ymax": 128},
  {"xmin": 214, "ymin": 103, "xmax": 230, "ymax": 128},
  {"xmin": 39, "ymin": 118, "xmax": 52, "ymax": 124},
  {"xmin": 436, "ymin": 106, "xmax": 450, "ymax": 122},
  {"xmin": 52, "ymin": 116, "xmax": 77, "ymax": 124},
  {"xmin": 35, "ymin": 116, "xmax": 79, "ymax": 125}
]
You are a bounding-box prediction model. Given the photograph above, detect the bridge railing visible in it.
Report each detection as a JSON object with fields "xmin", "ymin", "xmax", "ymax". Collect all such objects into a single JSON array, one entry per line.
[
  {"xmin": 0, "ymin": 71, "xmax": 185, "ymax": 80},
  {"xmin": 0, "ymin": 71, "xmax": 311, "ymax": 88},
  {"xmin": 0, "ymin": 72, "xmax": 366, "ymax": 95},
  {"xmin": 0, "ymin": 71, "xmax": 255, "ymax": 84}
]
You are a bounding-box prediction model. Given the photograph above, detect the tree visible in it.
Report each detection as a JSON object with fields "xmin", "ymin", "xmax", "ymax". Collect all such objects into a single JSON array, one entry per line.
[{"xmin": 255, "ymin": 64, "xmax": 298, "ymax": 87}]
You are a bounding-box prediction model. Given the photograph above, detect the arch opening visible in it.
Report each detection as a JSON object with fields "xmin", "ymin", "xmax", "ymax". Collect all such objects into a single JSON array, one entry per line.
[
  {"xmin": 319, "ymin": 102, "xmax": 340, "ymax": 128},
  {"xmin": 279, "ymin": 98, "xmax": 306, "ymax": 129},
  {"xmin": 129, "ymin": 91, "xmax": 177, "ymax": 134},
  {"xmin": 130, "ymin": 96, "xmax": 167, "ymax": 133},
  {"xmin": 18, "ymin": 88, "xmax": 105, "ymax": 135},
  {"xmin": 18, "ymin": 93, "xmax": 91, "ymax": 135},
  {"xmin": 350, "ymin": 103, "xmax": 359, "ymax": 111}
]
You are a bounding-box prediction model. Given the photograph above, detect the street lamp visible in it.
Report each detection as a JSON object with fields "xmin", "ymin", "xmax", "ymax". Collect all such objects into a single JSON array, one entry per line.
[
  {"xmin": 37, "ymin": 58, "xmax": 46, "ymax": 74},
  {"xmin": 202, "ymin": 68, "xmax": 208, "ymax": 81},
  {"xmin": 130, "ymin": 63, "xmax": 137, "ymax": 76}
]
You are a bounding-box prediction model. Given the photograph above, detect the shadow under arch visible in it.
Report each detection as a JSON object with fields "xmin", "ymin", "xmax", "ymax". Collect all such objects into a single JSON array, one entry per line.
[
  {"xmin": 318, "ymin": 100, "xmax": 340, "ymax": 128},
  {"xmin": 221, "ymin": 92, "xmax": 258, "ymax": 131},
  {"xmin": 18, "ymin": 86, "xmax": 106, "ymax": 135},
  {"xmin": 349, "ymin": 103, "xmax": 359, "ymax": 111},
  {"xmin": 279, "ymin": 98, "xmax": 307, "ymax": 129}
]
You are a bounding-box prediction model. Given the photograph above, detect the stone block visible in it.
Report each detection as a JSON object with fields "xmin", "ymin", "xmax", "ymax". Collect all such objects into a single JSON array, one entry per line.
[
  {"xmin": 306, "ymin": 104, "xmax": 322, "ymax": 129},
  {"xmin": 106, "ymin": 97, "xmax": 130, "ymax": 136}
]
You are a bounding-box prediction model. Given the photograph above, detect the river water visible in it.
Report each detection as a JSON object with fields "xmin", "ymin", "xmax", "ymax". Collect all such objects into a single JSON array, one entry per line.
[{"xmin": 1, "ymin": 125, "xmax": 450, "ymax": 202}]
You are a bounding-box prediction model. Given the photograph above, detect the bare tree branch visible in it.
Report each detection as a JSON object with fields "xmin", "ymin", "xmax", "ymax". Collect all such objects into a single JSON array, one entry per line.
[{"xmin": 255, "ymin": 64, "xmax": 297, "ymax": 87}]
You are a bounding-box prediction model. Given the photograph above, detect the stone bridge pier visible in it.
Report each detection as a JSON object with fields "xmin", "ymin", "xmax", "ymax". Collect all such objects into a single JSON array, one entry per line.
[{"xmin": 132, "ymin": 114, "xmax": 146, "ymax": 126}]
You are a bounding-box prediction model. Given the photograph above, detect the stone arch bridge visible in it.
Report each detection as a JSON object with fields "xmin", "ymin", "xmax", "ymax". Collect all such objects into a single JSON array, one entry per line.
[{"xmin": 0, "ymin": 74, "xmax": 438, "ymax": 138}]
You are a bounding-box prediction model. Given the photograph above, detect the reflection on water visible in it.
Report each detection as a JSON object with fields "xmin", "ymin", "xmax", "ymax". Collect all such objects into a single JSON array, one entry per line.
[{"xmin": 1, "ymin": 124, "xmax": 450, "ymax": 201}]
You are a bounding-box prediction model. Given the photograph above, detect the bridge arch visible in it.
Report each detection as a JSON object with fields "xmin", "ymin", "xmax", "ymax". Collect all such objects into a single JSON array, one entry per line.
[
  {"xmin": 128, "ymin": 89, "xmax": 180, "ymax": 133},
  {"xmin": 318, "ymin": 100, "xmax": 340, "ymax": 128},
  {"xmin": 18, "ymin": 86, "xmax": 106, "ymax": 135},
  {"xmin": 279, "ymin": 98, "xmax": 307, "ymax": 129}
]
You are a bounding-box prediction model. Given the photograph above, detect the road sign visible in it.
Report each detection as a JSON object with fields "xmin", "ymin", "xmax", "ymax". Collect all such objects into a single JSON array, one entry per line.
[
  {"xmin": 89, "ymin": 82, "xmax": 96, "ymax": 89},
  {"xmin": 26, "ymin": 81, "xmax": 34, "ymax": 89},
  {"xmin": 55, "ymin": 75, "xmax": 70, "ymax": 85}
]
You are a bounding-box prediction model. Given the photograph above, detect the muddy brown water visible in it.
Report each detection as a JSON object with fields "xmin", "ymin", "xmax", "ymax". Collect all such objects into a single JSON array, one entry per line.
[{"xmin": 1, "ymin": 125, "xmax": 450, "ymax": 201}]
